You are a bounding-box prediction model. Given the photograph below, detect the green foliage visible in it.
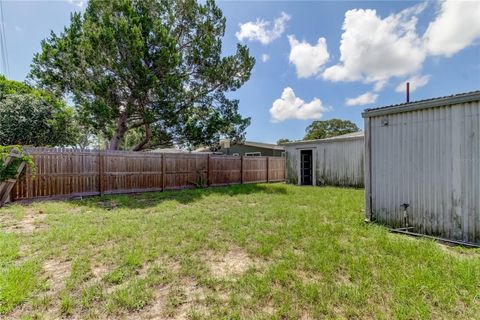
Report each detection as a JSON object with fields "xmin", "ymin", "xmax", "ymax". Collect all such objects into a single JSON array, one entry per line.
[
  {"xmin": 277, "ymin": 138, "xmax": 291, "ymax": 145},
  {"xmin": 304, "ymin": 118, "xmax": 360, "ymax": 140},
  {"xmin": 0, "ymin": 76, "xmax": 79, "ymax": 147},
  {"xmin": 30, "ymin": 0, "xmax": 255, "ymax": 151},
  {"xmin": 0, "ymin": 146, "xmax": 36, "ymax": 183}
]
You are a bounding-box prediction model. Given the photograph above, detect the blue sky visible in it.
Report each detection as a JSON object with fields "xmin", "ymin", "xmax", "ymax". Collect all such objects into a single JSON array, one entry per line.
[{"xmin": 3, "ymin": 0, "xmax": 480, "ymax": 143}]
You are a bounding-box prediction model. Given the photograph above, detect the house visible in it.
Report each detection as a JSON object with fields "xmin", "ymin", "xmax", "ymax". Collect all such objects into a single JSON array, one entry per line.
[
  {"xmin": 363, "ymin": 90, "xmax": 480, "ymax": 246},
  {"xmin": 197, "ymin": 140, "xmax": 285, "ymax": 157},
  {"xmin": 149, "ymin": 147, "xmax": 195, "ymax": 154},
  {"xmin": 283, "ymin": 132, "xmax": 364, "ymax": 187}
]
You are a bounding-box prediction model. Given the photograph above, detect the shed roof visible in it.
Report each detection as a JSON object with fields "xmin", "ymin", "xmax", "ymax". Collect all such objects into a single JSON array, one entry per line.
[
  {"xmin": 281, "ymin": 131, "xmax": 364, "ymax": 146},
  {"xmin": 362, "ymin": 90, "xmax": 480, "ymax": 118}
]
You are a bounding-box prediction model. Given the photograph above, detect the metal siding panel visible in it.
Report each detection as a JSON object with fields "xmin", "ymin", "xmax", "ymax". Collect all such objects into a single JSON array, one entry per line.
[
  {"xmin": 285, "ymin": 138, "xmax": 364, "ymax": 187},
  {"xmin": 368, "ymin": 100, "xmax": 480, "ymax": 245},
  {"xmin": 285, "ymin": 145, "xmax": 299, "ymax": 184},
  {"xmin": 445, "ymin": 106, "xmax": 453, "ymax": 240},
  {"xmin": 471, "ymin": 101, "xmax": 477, "ymax": 243}
]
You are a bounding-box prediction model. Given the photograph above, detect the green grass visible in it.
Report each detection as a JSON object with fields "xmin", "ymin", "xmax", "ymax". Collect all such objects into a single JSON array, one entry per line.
[{"xmin": 0, "ymin": 183, "xmax": 479, "ymax": 319}]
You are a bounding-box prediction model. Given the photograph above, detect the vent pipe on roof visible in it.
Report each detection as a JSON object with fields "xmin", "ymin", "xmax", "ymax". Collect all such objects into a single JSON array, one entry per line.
[{"xmin": 406, "ymin": 82, "xmax": 410, "ymax": 103}]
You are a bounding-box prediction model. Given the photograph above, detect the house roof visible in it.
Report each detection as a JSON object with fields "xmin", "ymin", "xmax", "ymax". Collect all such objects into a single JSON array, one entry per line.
[
  {"xmin": 149, "ymin": 147, "xmax": 197, "ymax": 154},
  {"xmin": 195, "ymin": 140, "xmax": 284, "ymax": 152},
  {"xmin": 241, "ymin": 141, "xmax": 285, "ymax": 150},
  {"xmin": 362, "ymin": 90, "xmax": 480, "ymax": 118},
  {"xmin": 281, "ymin": 131, "xmax": 364, "ymax": 146}
]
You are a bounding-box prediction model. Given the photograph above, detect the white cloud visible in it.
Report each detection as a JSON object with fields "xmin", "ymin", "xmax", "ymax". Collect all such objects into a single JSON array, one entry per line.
[
  {"xmin": 270, "ymin": 87, "xmax": 327, "ymax": 122},
  {"xmin": 261, "ymin": 54, "xmax": 270, "ymax": 63},
  {"xmin": 288, "ymin": 35, "xmax": 329, "ymax": 78},
  {"xmin": 322, "ymin": 5, "xmax": 426, "ymax": 84},
  {"xmin": 424, "ymin": 0, "xmax": 480, "ymax": 57},
  {"xmin": 67, "ymin": 0, "xmax": 86, "ymax": 7},
  {"xmin": 395, "ymin": 74, "xmax": 431, "ymax": 93},
  {"xmin": 235, "ymin": 12, "xmax": 290, "ymax": 45},
  {"xmin": 345, "ymin": 92, "xmax": 378, "ymax": 106},
  {"xmin": 373, "ymin": 79, "xmax": 388, "ymax": 92},
  {"xmin": 322, "ymin": 1, "xmax": 480, "ymax": 97}
]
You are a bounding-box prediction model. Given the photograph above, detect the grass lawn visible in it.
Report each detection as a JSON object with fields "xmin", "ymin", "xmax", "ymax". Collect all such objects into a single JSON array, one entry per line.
[{"xmin": 1, "ymin": 183, "xmax": 479, "ymax": 319}]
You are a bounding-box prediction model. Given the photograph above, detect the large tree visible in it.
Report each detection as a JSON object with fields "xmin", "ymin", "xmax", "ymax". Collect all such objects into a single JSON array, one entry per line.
[
  {"xmin": 0, "ymin": 76, "xmax": 78, "ymax": 147},
  {"xmin": 30, "ymin": 0, "xmax": 254, "ymax": 151},
  {"xmin": 304, "ymin": 119, "xmax": 359, "ymax": 140}
]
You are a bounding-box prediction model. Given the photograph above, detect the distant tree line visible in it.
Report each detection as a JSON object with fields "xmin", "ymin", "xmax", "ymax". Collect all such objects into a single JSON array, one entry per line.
[{"xmin": 277, "ymin": 119, "xmax": 360, "ymax": 145}]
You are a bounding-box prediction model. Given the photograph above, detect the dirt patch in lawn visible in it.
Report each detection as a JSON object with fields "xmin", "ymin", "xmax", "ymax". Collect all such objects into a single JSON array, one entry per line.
[
  {"xmin": 44, "ymin": 259, "xmax": 72, "ymax": 292},
  {"xmin": 91, "ymin": 262, "xmax": 111, "ymax": 280},
  {"xmin": 139, "ymin": 278, "xmax": 209, "ymax": 320},
  {"xmin": 206, "ymin": 246, "xmax": 257, "ymax": 278},
  {"xmin": 2, "ymin": 209, "xmax": 48, "ymax": 233},
  {"xmin": 139, "ymin": 286, "xmax": 170, "ymax": 319},
  {"xmin": 168, "ymin": 281, "xmax": 208, "ymax": 319},
  {"xmin": 262, "ymin": 302, "xmax": 276, "ymax": 316},
  {"xmin": 336, "ymin": 271, "xmax": 354, "ymax": 286}
]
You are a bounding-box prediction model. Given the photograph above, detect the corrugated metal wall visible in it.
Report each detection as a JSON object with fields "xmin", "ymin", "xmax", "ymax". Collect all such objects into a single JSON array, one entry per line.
[
  {"xmin": 367, "ymin": 101, "xmax": 480, "ymax": 244},
  {"xmin": 285, "ymin": 137, "xmax": 364, "ymax": 187}
]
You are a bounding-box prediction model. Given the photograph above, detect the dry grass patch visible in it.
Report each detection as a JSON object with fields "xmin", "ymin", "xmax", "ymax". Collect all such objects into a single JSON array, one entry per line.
[
  {"xmin": 336, "ymin": 271, "xmax": 355, "ymax": 286},
  {"xmin": 1, "ymin": 209, "xmax": 47, "ymax": 233},
  {"xmin": 139, "ymin": 285, "xmax": 170, "ymax": 319},
  {"xmin": 43, "ymin": 259, "xmax": 72, "ymax": 293},
  {"xmin": 91, "ymin": 262, "xmax": 111, "ymax": 279},
  {"xmin": 437, "ymin": 243, "xmax": 479, "ymax": 259},
  {"xmin": 206, "ymin": 246, "xmax": 257, "ymax": 278},
  {"xmin": 138, "ymin": 278, "xmax": 208, "ymax": 320},
  {"xmin": 166, "ymin": 280, "xmax": 208, "ymax": 319},
  {"xmin": 296, "ymin": 269, "xmax": 322, "ymax": 286}
]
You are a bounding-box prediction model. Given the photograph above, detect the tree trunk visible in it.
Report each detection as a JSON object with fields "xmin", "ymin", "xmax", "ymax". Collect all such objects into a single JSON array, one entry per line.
[
  {"xmin": 131, "ymin": 124, "xmax": 152, "ymax": 151},
  {"xmin": 108, "ymin": 115, "xmax": 128, "ymax": 150}
]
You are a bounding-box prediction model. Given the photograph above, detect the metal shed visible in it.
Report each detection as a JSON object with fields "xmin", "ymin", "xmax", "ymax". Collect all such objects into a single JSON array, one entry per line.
[
  {"xmin": 283, "ymin": 132, "xmax": 364, "ymax": 187},
  {"xmin": 363, "ymin": 91, "xmax": 480, "ymax": 246}
]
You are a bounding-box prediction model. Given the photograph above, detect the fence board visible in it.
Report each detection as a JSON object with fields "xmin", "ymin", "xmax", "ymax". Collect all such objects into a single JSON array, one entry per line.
[
  {"xmin": 268, "ymin": 157, "xmax": 286, "ymax": 182},
  {"xmin": 9, "ymin": 148, "xmax": 285, "ymax": 202},
  {"xmin": 243, "ymin": 157, "xmax": 268, "ymax": 183},
  {"xmin": 210, "ymin": 156, "xmax": 241, "ymax": 186}
]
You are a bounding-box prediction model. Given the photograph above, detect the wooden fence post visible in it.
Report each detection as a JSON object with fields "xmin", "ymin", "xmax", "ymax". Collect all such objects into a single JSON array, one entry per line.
[
  {"xmin": 266, "ymin": 156, "xmax": 269, "ymax": 183},
  {"xmin": 207, "ymin": 154, "xmax": 211, "ymax": 186},
  {"xmin": 98, "ymin": 150, "xmax": 104, "ymax": 196},
  {"xmin": 162, "ymin": 153, "xmax": 166, "ymax": 191},
  {"xmin": 240, "ymin": 156, "xmax": 244, "ymax": 184}
]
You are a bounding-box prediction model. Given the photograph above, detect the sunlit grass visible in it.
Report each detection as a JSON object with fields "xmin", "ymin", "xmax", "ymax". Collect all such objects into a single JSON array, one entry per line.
[{"xmin": 1, "ymin": 184, "xmax": 479, "ymax": 319}]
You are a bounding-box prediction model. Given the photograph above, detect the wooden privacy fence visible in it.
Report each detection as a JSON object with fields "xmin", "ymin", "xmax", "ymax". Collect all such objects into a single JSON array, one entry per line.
[{"xmin": 9, "ymin": 148, "xmax": 285, "ymax": 202}]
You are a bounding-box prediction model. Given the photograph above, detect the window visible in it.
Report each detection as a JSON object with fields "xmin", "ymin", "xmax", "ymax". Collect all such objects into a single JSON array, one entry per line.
[{"xmin": 245, "ymin": 152, "xmax": 261, "ymax": 157}]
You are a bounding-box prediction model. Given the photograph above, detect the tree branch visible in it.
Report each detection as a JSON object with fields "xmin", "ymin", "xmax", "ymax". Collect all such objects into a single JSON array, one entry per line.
[{"xmin": 131, "ymin": 123, "xmax": 152, "ymax": 151}]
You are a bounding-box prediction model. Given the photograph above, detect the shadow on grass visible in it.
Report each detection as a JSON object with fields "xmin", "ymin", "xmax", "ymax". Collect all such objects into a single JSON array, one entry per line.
[{"xmin": 71, "ymin": 183, "xmax": 289, "ymax": 210}]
